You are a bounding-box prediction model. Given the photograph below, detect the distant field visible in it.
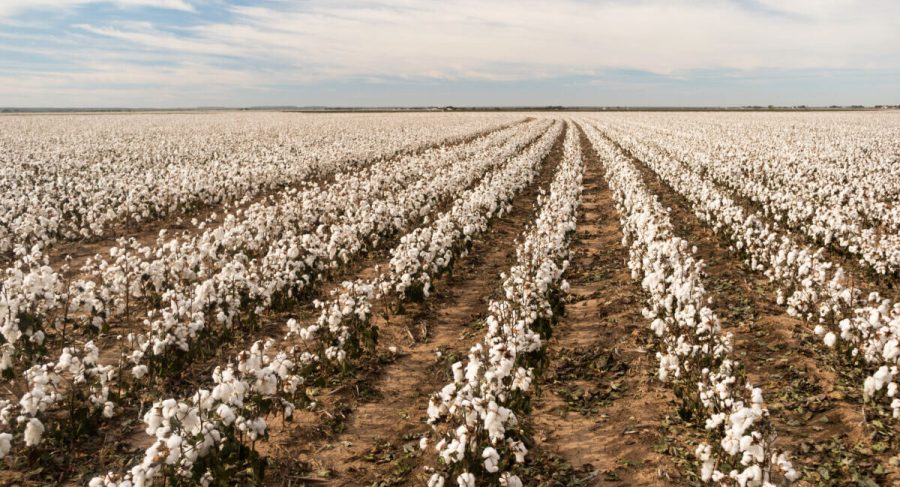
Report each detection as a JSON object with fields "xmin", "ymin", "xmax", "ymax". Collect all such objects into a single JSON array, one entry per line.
[{"xmin": 1, "ymin": 111, "xmax": 898, "ymax": 486}]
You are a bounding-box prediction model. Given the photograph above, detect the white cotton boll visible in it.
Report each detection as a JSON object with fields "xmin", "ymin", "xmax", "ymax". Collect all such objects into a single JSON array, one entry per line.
[
  {"xmin": 419, "ymin": 436, "xmax": 429, "ymax": 450},
  {"xmin": 482, "ymin": 446, "xmax": 500, "ymax": 473},
  {"xmin": 747, "ymin": 389, "xmax": 763, "ymax": 408},
  {"xmin": 24, "ymin": 417, "xmax": 45, "ymax": 446},
  {"xmin": 456, "ymin": 472, "xmax": 475, "ymax": 487},
  {"xmin": 720, "ymin": 435, "xmax": 740, "ymax": 455},
  {"xmin": 57, "ymin": 350, "xmax": 73, "ymax": 370},
  {"xmin": 742, "ymin": 444, "xmax": 765, "ymax": 464},
  {"xmin": 427, "ymin": 474, "xmax": 445, "ymax": 487},
  {"xmin": 217, "ymin": 404, "xmax": 236, "ymax": 425},
  {"xmin": 712, "ymin": 469, "xmax": 725, "ymax": 482},
  {"xmin": 452, "ymin": 362, "xmax": 464, "ymax": 383},
  {"xmin": 0, "ymin": 432, "xmax": 12, "ymax": 459},
  {"xmin": 499, "ymin": 473, "xmax": 523, "ymax": 487},
  {"xmin": 651, "ymin": 318, "xmax": 666, "ymax": 337},
  {"xmin": 131, "ymin": 365, "xmax": 149, "ymax": 379},
  {"xmin": 705, "ymin": 412, "xmax": 726, "ymax": 430},
  {"xmin": 181, "ymin": 411, "xmax": 201, "ymax": 436},
  {"xmin": 164, "ymin": 435, "xmax": 182, "ymax": 464},
  {"xmin": 102, "ymin": 401, "xmax": 116, "ymax": 418},
  {"xmin": 865, "ymin": 376, "xmax": 877, "ymax": 398},
  {"xmin": 509, "ymin": 440, "xmax": 528, "ymax": 463},
  {"xmin": 0, "ymin": 345, "xmax": 12, "ymax": 372},
  {"xmin": 823, "ymin": 332, "xmax": 837, "ymax": 347},
  {"xmin": 701, "ymin": 459, "xmax": 715, "ymax": 481}
]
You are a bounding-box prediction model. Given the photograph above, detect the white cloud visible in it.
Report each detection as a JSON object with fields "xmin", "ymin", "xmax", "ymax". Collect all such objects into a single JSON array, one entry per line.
[
  {"xmin": 0, "ymin": 0, "xmax": 194, "ymax": 17},
  {"xmin": 78, "ymin": 0, "xmax": 900, "ymax": 79},
  {"xmin": 1, "ymin": 0, "xmax": 899, "ymax": 106}
]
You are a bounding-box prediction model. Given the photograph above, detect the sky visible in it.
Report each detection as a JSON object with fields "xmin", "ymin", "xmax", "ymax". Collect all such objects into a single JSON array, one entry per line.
[{"xmin": 0, "ymin": 0, "xmax": 898, "ymax": 108}]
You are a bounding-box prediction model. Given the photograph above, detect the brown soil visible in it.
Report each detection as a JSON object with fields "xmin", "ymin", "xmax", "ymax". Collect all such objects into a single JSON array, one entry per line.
[
  {"xmin": 527, "ymin": 125, "xmax": 686, "ymax": 486},
  {"xmin": 260, "ymin": 125, "xmax": 566, "ymax": 486},
  {"xmin": 598, "ymin": 130, "xmax": 896, "ymax": 486}
]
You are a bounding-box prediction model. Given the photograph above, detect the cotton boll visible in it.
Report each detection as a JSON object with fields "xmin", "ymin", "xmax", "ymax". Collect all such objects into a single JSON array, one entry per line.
[
  {"xmin": 456, "ymin": 472, "xmax": 475, "ymax": 487},
  {"xmin": 482, "ymin": 446, "xmax": 500, "ymax": 473},
  {"xmin": 499, "ymin": 473, "xmax": 523, "ymax": 487},
  {"xmin": 0, "ymin": 432, "xmax": 12, "ymax": 459},
  {"xmin": 131, "ymin": 365, "xmax": 149, "ymax": 379},
  {"xmin": 23, "ymin": 417, "xmax": 45, "ymax": 446}
]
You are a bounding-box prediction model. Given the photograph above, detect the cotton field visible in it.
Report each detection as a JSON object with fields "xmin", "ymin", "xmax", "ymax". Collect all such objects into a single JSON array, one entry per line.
[{"xmin": 0, "ymin": 111, "xmax": 898, "ymax": 486}]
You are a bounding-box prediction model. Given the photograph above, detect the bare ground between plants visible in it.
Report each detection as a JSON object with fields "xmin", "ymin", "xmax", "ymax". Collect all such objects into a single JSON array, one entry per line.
[{"xmin": 526, "ymin": 126, "xmax": 686, "ymax": 486}]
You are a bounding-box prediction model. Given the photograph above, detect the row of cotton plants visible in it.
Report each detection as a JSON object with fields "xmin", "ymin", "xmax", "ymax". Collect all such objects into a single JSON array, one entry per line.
[
  {"xmin": 583, "ymin": 122, "xmax": 797, "ymax": 486},
  {"xmin": 421, "ymin": 122, "xmax": 582, "ymax": 487},
  {"xmin": 594, "ymin": 118, "xmax": 900, "ymax": 421},
  {"xmin": 600, "ymin": 112, "xmax": 900, "ymax": 237},
  {"xmin": 0, "ymin": 118, "xmax": 536, "ymax": 380},
  {"xmin": 87, "ymin": 121, "xmax": 563, "ymax": 487},
  {"xmin": 0, "ymin": 112, "xmax": 521, "ymax": 257},
  {"xmin": 0, "ymin": 120, "xmax": 545, "ymax": 376},
  {"xmin": 0, "ymin": 121, "xmax": 552, "ymax": 464},
  {"xmin": 610, "ymin": 117, "xmax": 900, "ymax": 276}
]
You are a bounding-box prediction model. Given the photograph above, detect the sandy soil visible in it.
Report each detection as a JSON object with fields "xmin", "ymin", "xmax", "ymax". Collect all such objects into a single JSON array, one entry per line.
[{"xmin": 526, "ymin": 126, "xmax": 686, "ymax": 486}]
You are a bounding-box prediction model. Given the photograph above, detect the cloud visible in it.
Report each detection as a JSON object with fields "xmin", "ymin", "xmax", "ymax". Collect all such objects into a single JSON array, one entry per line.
[
  {"xmin": 79, "ymin": 0, "xmax": 900, "ymax": 78},
  {"xmin": 0, "ymin": 0, "xmax": 194, "ymax": 17},
  {"xmin": 1, "ymin": 0, "xmax": 898, "ymax": 106}
]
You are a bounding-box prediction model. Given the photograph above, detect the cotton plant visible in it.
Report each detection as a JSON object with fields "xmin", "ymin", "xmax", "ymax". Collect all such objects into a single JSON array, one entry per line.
[
  {"xmin": 426, "ymin": 123, "xmax": 582, "ymax": 485},
  {"xmin": 0, "ymin": 113, "xmax": 521, "ymax": 258},
  {"xmin": 89, "ymin": 122, "xmax": 563, "ymax": 485},
  {"xmin": 0, "ymin": 120, "xmax": 553, "ymax": 465},
  {"xmin": 0, "ymin": 245, "xmax": 71, "ymax": 376},
  {"xmin": 594, "ymin": 117, "xmax": 900, "ymax": 423},
  {"xmin": 89, "ymin": 339, "xmax": 307, "ymax": 486},
  {"xmin": 585, "ymin": 122, "xmax": 797, "ymax": 485},
  {"xmin": 626, "ymin": 116, "xmax": 900, "ymax": 276},
  {"xmin": 0, "ymin": 340, "xmax": 116, "ymax": 460}
]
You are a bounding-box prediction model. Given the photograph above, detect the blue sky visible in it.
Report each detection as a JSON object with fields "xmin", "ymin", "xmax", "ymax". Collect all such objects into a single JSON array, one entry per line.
[{"xmin": 1, "ymin": 0, "xmax": 898, "ymax": 107}]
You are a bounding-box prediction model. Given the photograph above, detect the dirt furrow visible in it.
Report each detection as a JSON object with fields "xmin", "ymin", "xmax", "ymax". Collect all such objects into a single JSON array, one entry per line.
[
  {"xmin": 598, "ymin": 130, "xmax": 893, "ymax": 486},
  {"xmin": 526, "ymin": 126, "xmax": 684, "ymax": 486},
  {"xmin": 261, "ymin": 126, "xmax": 566, "ymax": 487}
]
